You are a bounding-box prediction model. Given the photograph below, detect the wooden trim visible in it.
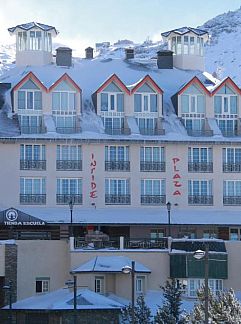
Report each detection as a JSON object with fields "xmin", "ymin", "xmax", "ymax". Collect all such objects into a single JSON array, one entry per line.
[
  {"xmin": 13, "ymin": 72, "xmax": 48, "ymax": 92},
  {"xmin": 96, "ymin": 74, "xmax": 130, "ymax": 94},
  {"xmin": 178, "ymin": 76, "xmax": 210, "ymax": 96},
  {"xmin": 131, "ymin": 75, "xmax": 163, "ymax": 94},
  {"xmin": 211, "ymin": 77, "xmax": 241, "ymax": 96},
  {"xmin": 48, "ymin": 73, "xmax": 82, "ymax": 92}
]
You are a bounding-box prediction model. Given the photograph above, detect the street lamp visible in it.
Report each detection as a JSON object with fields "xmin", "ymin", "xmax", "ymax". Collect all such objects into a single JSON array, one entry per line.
[
  {"xmin": 193, "ymin": 244, "xmax": 209, "ymax": 324},
  {"xmin": 65, "ymin": 275, "xmax": 77, "ymax": 324},
  {"xmin": 166, "ymin": 201, "xmax": 171, "ymax": 237},
  {"xmin": 122, "ymin": 261, "xmax": 135, "ymax": 323},
  {"xmin": 69, "ymin": 198, "xmax": 74, "ymax": 237},
  {"xmin": 3, "ymin": 280, "xmax": 13, "ymax": 324}
]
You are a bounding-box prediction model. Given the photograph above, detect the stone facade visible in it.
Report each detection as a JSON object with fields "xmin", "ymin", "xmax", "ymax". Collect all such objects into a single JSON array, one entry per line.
[{"xmin": 4, "ymin": 244, "xmax": 17, "ymax": 306}]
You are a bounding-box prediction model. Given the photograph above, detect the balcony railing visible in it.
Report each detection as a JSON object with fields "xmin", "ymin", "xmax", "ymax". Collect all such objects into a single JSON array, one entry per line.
[
  {"xmin": 187, "ymin": 129, "xmax": 213, "ymax": 137},
  {"xmin": 140, "ymin": 161, "xmax": 165, "ymax": 172},
  {"xmin": 188, "ymin": 195, "xmax": 213, "ymax": 205},
  {"xmin": 20, "ymin": 160, "xmax": 46, "ymax": 171},
  {"xmin": 221, "ymin": 129, "xmax": 240, "ymax": 137},
  {"xmin": 223, "ymin": 163, "xmax": 241, "ymax": 173},
  {"xmin": 188, "ymin": 162, "xmax": 213, "ymax": 173},
  {"xmin": 56, "ymin": 194, "xmax": 82, "ymax": 204},
  {"xmin": 20, "ymin": 126, "xmax": 46, "ymax": 134},
  {"xmin": 20, "ymin": 194, "xmax": 46, "ymax": 205},
  {"xmin": 56, "ymin": 160, "xmax": 82, "ymax": 171},
  {"xmin": 139, "ymin": 128, "xmax": 165, "ymax": 136},
  {"xmin": 105, "ymin": 161, "xmax": 130, "ymax": 172},
  {"xmin": 74, "ymin": 236, "xmax": 168, "ymax": 250},
  {"xmin": 105, "ymin": 127, "xmax": 131, "ymax": 135},
  {"xmin": 141, "ymin": 195, "xmax": 166, "ymax": 205},
  {"xmin": 223, "ymin": 196, "xmax": 241, "ymax": 205},
  {"xmin": 105, "ymin": 194, "xmax": 131, "ymax": 205},
  {"xmin": 56, "ymin": 127, "xmax": 81, "ymax": 134}
]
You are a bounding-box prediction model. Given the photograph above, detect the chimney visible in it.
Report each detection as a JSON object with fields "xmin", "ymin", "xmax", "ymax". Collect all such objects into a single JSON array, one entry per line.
[
  {"xmin": 125, "ymin": 48, "xmax": 134, "ymax": 60},
  {"xmin": 85, "ymin": 47, "xmax": 94, "ymax": 59},
  {"xmin": 56, "ymin": 47, "xmax": 72, "ymax": 67},
  {"xmin": 157, "ymin": 50, "xmax": 173, "ymax": 69}
]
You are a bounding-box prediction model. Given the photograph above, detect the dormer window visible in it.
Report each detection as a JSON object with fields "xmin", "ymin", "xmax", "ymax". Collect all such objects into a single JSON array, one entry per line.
[
  {"xmin": 170, "ymin": 34, "xmax": 204, "ymax": 56},
  {"xmin": 214, "ymin": 84, "xmax": 238, "ymax": 136},
  {"xmin": 134, "ymin": 94, "xmax": 157, "ymax": 112},
  {"xmin": 100, "ymin": 93, "xmax": 124, "ymax": 112},
  {"xmin": 18, "ymin": 90, "xmax": 42, "ymax": 110}
]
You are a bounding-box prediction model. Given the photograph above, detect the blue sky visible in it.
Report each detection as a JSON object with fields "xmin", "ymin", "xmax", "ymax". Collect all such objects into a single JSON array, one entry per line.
[{"xmin": 1, "ymin": 0, "xmax": 240, "ymax": 53}]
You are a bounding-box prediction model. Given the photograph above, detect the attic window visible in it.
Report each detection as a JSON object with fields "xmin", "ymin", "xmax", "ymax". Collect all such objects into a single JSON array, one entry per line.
[
  {"xmin": 30, "ymin": 31, "xmax": 42, "ymax": 50},
  {"xmin": 18, "ymin": 32, "xmax": 27, "ymax": 51}
]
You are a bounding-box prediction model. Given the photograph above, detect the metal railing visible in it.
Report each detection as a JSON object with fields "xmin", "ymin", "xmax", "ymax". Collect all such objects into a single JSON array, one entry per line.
[
  {"xmin": 56, "ymin": 194, "xmax": 83, "ymax": 204},
  {"xmin": 105, "ymin": 127, "xmax": 131, "ymax": 135},
  {"xmin": 105, "ymin": 161, "xmax": 130, "ymax": 171},
  {"xmin": 20, "ymin": 194, "xmax": 46, "ymax": 205},
  {"xmin": 56, "ymin": 127, "xmax": 81, "ymax": 134},
  {"xmin": 223, "ymin": 163, "xmax": 241, "ymax": 173},
  {"xmin": 139, "ymin": 128, "xmax": 165, "ymax": 136},
  {"xmin": 105, "ymin": 194, "xmax": 131, "ymax": 205},
  {"xmin": 140, "ymin": 161, "xmax": 165, "ymax": 172},
  {"xmin": 221, "ymin": 129, "xmax": 240, "ymax": 137},
  {"xmin": 188, "ymin": 162, "xmax": 213, "ymax": 173},
  {"xmin": 56, "ymin": 160, "xmax": 82, "ymax": 171},
  {"xmin": 141, "ymin": 195, "xmax": 166, "ymax": 205},
  {"xmin": 188, "ymin": 195, "xmax": 213, "ymax": 205},
  {"xmin": 223, "ymin": 196, "xmax": 241, "ymax": 205},
  {"xmin": 20, "ymin": 160, "xmax": 46, "ymax": 170},
  {"xmin": 20, "ymin": 126, "xmax": 46, "ymax": 134},
  {"xmin": 124, "ymin": 237, "xmax": 168, "ymax": 249},
  {"xmin": 74, "ymin": 237, "xmax": 168, "ymax": 250},
  {"xmin": 187, "ymin": 129, "xmax": 213, "ymax": 137}
]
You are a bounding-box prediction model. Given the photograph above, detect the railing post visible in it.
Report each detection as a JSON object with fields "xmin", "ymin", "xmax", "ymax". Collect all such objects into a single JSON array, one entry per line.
[
  {"xmin": 70, "ymin": 237, "xmax": 75, "ymax": 251},
  {"xmin": 120, "ymin": 236, "xmax": 124, "ymax": 249}
]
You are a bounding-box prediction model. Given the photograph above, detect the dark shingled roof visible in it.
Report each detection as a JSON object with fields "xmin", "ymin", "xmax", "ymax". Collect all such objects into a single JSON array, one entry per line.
[
  {"xmin": 161, "ymin": 26, "xmax": 208, "ymax": 37},
  {"xmin": 8, "ymin": 22, "xmax": 58, "ymax": 34}
]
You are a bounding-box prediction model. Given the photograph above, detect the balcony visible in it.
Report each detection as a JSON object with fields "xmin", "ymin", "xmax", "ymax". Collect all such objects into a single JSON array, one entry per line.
[
  {"xmin": 20, "ymin": 194, "xmax": 46, "ymax": 205},
  {"xmin": 188, "ymin": 162, "xmax": 213, "ymax": 173},
  {"xmin": 223, "ymin": 163, "xmax": 241, "ymax": 173},
  {"xmin": 56, "ymin": 160, "xmax": 82, "ymax": 171},
  {"xmin": 105, "ymin": 161, "xmax": 130, "ymax": 172},
  {"xmin": 56, "ymin": 194, "xmax": 82, "ymax": 204},
  {"xmin": 223, "ymin": 196, "xmax": 241, "ymax": 205},
  {"xmin": 20, "ymin": 160, "xmax": 46, "ymax": 171},
  {"xmin": 105, "ymin": 194, "xmax": 131, "ymax": 205},
  {"xmin": 188, "ymin": 195, "xmax": 213, "ymax": 205},
  {"xmin": 56, "ymin": 127, "xmax": 81, "ymax": 134},
  {"xmin": 20, "ymin": 126, "xmax": 46, "ymax": 134},
  {"xmin": 74, "ymin": 236, "xmax": 168, "ymax": 250},
  {"xmin": 141, "ymin": 195, "xmax": 166, "ymax": 205},
  {"xmin": 187, "ymin": 129, "xmax": 213, "ymax": 137},
  {"xmin": 140, "ymin": 161, "xmax": 165, "ymax": 172},
  {"xmin": 105, "ymin": 127, "xmax": 131, "ymax": 135},
  {"xmin": 139, "ymin": 127, "xmax": 165, "ymax": 136},
  {"xmin": 221, "ymin": 129, "xmax": 241, "ymax": 137}
]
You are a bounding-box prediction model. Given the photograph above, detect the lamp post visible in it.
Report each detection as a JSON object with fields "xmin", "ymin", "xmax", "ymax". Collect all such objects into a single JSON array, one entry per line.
[
  {"xmin": 69, "ymin": 198, "xmax": 74, "ymax": 237},
  {"xmin": 3, "ymin": 280, "xmax": 13, "ymax": 324},
  {"xmin": 122, "ymin": 261, "xmax": 135, "ymax": 323},
  {"xmin": 193, "ymin": 244, "xmax": 209, "ymax": 324},
  {"xmin": 166, "ymin": 201, "xmax": 171, "ymax": 237}
]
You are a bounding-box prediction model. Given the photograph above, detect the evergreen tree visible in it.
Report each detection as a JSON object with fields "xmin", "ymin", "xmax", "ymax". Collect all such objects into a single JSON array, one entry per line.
[
  {"xmin": 185, "ymin": 288, "xmax": 241, "ymax": 323},
  {"xmin": 154, "ymin": 278, "xmax": 184, "ymax": 324},
  {"xmin": 122, "ymin": 294, "xmax": 152, "ymax": 324}
]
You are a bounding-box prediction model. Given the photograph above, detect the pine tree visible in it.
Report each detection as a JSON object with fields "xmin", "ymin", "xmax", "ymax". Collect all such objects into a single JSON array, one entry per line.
[
  {"xmin": 185, "ymin": 288, "xmax": 241, "ymax": 323},
  {"xmin": 154, "ymin": 278, "xmax": 184, "ymax": 324},
  {"xmin": 122, "ymin": 294, "xmax": 152, "ymax": 323}
]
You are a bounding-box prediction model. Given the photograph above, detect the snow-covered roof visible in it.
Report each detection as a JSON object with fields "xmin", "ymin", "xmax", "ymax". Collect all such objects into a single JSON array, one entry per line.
[
  {"xmin": 8, "ymin": 22, "xmax": 58, "ymax": 34},
  {"xmin": 72, "ymin": 256, "xmax": 151, "ymax": 273},
  {"xmin": 7, "ymin": 206, "xmax": 241, "ymax": 226},
  {"xmin": 161, "ymin": 27, "xmax": 208, "ymax": 37},
  {"xmin": 7, "ymin": 288, "xmax": 123, "ymax": 310}
]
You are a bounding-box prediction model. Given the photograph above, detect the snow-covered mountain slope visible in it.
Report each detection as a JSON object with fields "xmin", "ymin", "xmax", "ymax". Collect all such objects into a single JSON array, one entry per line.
[
  {"xmin": 200, "ymin": 6, "xmax": 241, "ymax": 83},
  {"xmin": 1, "ymin": 6, "xmax": 241, "ymax": 84}
]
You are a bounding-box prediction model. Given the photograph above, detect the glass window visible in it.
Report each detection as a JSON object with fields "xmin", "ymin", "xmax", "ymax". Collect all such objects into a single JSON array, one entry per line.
[
  {"xmin": 110, "ymin": 95, "xmax": 115, "ymax": 110},
  {"xmin": 177, "ymin": 36, "xmax": 182, "ymax": 54},
  {"xmin": 190, "ymin": 37, "xmax": 195, "ymax": 54},
  {"xmin": 134, "ymin": 94, "xmax": 142, "ymax": 112},
  {"xmin": 184, "ymin": 36, "xmax": 189, "ymax": 54},
  {"xmin": 36, "ymin": 278, "xmax": 49, "ymax": 293},
  {"xmin": 117, "ymin": 94, "xmax": 124, "ymax": 112}
]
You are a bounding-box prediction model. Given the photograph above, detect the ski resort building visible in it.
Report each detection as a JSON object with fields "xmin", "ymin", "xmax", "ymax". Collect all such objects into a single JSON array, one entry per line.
[{"xmin": 0, "ymin": 22, "xmax": 241, "ymax": 313}]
